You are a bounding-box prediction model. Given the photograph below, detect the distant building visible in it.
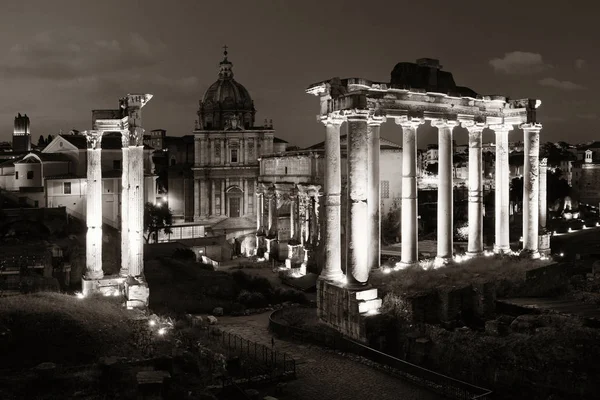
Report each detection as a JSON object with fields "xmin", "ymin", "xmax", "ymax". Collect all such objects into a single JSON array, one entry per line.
[
  {"xmin": 573, "ymin": 143, "xmax": 600, "ymax": 205},
  {"xmin": 12, "ymin": 113, "xmax": 31, "ymax": 153}
]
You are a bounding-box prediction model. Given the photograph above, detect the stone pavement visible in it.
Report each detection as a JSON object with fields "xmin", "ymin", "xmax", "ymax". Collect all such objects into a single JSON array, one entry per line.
[{"xmin": 217, "ymin": 312, "xmax": 443, "ymax": 400}]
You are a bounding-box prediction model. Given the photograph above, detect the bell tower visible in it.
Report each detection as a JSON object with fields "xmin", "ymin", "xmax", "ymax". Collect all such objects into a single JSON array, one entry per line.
[{"xmin": 13, "ymin": 113, "xmax": 31, "ymax": 152}]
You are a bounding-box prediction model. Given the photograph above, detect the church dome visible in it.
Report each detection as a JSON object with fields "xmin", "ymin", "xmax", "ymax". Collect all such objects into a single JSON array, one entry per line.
[{"xmin": 197, "ymin": 48, "xmax": 256, "ymax": 130}]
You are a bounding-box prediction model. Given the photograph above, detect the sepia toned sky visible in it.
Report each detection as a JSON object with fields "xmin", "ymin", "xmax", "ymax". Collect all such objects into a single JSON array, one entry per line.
[{"xmin": 0, "ymin": 0, "xmax": 597, "ymax": 149}]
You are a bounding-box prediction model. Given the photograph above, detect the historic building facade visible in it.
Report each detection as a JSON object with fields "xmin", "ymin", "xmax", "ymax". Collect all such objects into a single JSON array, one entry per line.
[{"xmin": 188, "ymin": 50, "xmax": 287, "ymax": 235}]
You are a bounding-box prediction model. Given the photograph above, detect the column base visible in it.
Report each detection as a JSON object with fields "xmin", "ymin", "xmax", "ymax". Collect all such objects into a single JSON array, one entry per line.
[
  {"xmin": 493, "ymin": 245, "xmax": 511, "ymax": 254},
  {"xmin": 433, "ymin": 256, "xmax": 452, "ymax": 268},
  {"xmin": 81, "ymin": 275, "xmax": 126, "ymax": 297},
  {"xmin": 520, "ymin": 249, "xmax": 541, "ymax": 259},
  {"xmin": 317, "ymin": 279, "xmax": 381, "ymax": 343},
  {"xmin": 394, "ymin": 261, "xmax": 419, "ymax": 270},
  {"xmin": 465, "ymin": 251, "xmax": 484, "ymax": 259},
  {"xmin": 318, "ymin": 271, "xmax": 346, "ymax": 284},
  {"xmin": 85, "ymin": 270, "xmax": 104, "ymax": 281},
  {"xmin": 119, "ymin": 268, "xmax": 129, "ymax": 277},
  {"xmin": 124, "ymin": 275, "xmax": 149, "ymax": 310}
]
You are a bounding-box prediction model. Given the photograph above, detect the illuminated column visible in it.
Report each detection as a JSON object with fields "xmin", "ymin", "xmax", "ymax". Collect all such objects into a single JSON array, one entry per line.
[
  {"xmin": 522, "ymin": 123, "xmax": 542, "ymax": 258},
  {"xmin": 289, "ymin": 193, "xmax": 297, "ymax": 242},
  {"xmin": 120, "ymin": 131, "xmax": 130, "ymax": 276},
  {"xmin": 397, "ymin": 118, "xmax": 423, "ymax": 267},
  {"xmin": 194, "ymin": 179, "xmax": 201, "ymax": 221},
  {"xmin": 298, "ymin": 192, "xmax": 307, "ymax": 245},
  {"xmin": 465, "ymin": 122, "xmax": 486, "ymax": 256},
  {"xmin": 211, "ymin": 180, "xmax": 216, "ymax": 215},
  {"xmin": 256, "ymin": 190, "xmax": 263, "ymax": 232},
  {"xmin": 492, "ymin": 124, "xmax": 512, "ymax": 254},
  {"xmin": 266, "ymin": 190, "xmax": 274, "ymax": 236},
  {"xmin": 128, "ymin": 127, "xmax": 145, "ymax": 277},
  {"xmin": 433, "ymin": 120, "xmax": 458, "ymax": 262},
  {"xmin": 220, "ymin": 179, "xmax": 225, "ymax": 215},
  {"xmin": 84, "ymin": 130, "xmax": 104, "ymax": 280},
  {"xmin": 346, "ymin": 111, "xmax": 370, "ymax": 287},
  {"xmin": 200, "ymin": 179, "xmax": 208, "ymax": 216},
  {"xmin": 539, "ymin": 158, "xmax": 548, "ymax": 230},
  {"xmin": 367, "ymin": 117, "xmax": 384, "ymax": 271},
  {"xmin": 321, "ymin": 117, "xmax": 344, "ymax": 281}
]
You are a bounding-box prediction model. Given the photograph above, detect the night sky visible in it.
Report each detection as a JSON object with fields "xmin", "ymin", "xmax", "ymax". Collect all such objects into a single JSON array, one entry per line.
[{"xmin": 0, "ymin": 0, "xmax": 596, "ymax": 149}]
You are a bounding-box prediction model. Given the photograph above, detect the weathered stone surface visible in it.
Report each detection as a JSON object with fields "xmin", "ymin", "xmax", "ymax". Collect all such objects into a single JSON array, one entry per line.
[{"xmin": 207, "ymin": 315, "xmax": 218, "ymax": 325}]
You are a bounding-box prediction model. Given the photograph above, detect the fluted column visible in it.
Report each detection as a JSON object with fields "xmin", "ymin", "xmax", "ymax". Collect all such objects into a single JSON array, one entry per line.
[
  {"xmin": 256, "ymin": 191, "xmax": 263, "ymax": 232},
  {"xmin": 194, "ymin": 179, "xmax": 201, "ymax": 221},
  {"xmin": 220, "ymin": 179, "xmax": 225, "ymax": 215},
  {"xmin": 433, "ymin": 120, "xmax": 458, "ymax": 262},
  {"xmin": 397, "ymin": 118, "xmax": 423, "ymax": 267},
  {"xmin": 289, "ymin": 193, "xmax": 296, "ymax": 242},
  {"xmin": 321, "ymin": 117, "xmax": 344, "ymax": 281},
  {"xmin": 492, "ymin": 124, "xmax": 512, "ymax": 254},
  {"xmin": 84, "ymin": 130, "xmax": 104, "ymax": 280},
  {"xmin": 346, "ymin": 111, "xmax": 370, "ymax": 287},
  {"xmin": 465, "ymin": 122, "xmax": 486, "ymax": 256},
  {"xmin": 211, "ymin": 180, "xmax": 216, "ymax": 215},
  {"xmin": 120, "ymin": 131, "xmax": 130, "ymax": 276},
  {"xmin": 539, "ymin": 158, "xmax": 548, "ymax": 230},
  {"xmin": 367, "ymin": 117, "xmax": 384, "ymax": 271},
  {"xmin": 128, "ymin": 127, "xmax": 145, "ymax": 277},
  {"xmin": 522, "ymin": 123, "xmax": 542, "ymax": 258}
]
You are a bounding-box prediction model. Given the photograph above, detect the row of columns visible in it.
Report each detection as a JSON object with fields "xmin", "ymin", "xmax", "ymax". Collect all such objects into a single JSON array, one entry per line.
[
  {"xmin": 319, "ymin": 112, "xmax": 544, "ymax": 288},
  {"xmin": 193, "ymin": 178, "xmax": 253, "ymax": 219},
  {"xmin": 255, "ymin": 185, "xmax": 320, "ymax": 246},
  {"xmin": 194, "ymin": 136, "xmax": 274, "ymax": 166}
]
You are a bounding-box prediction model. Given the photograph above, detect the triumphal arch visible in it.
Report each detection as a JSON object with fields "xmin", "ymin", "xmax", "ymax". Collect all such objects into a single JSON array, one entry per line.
[
  {"xmin": 81, "ymin": 93, "xmax": 153, "ymax": 309},
  {"xmin": 307, "ymin": 58, "xmax": 547, "ymax": 341}
]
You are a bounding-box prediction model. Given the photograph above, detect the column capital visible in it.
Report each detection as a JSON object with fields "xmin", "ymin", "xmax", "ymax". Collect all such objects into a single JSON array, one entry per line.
[
  {"xmin": 489, "ymin": 124, "xmax": 514, "ymax": 133},
  {"xmin": 520, "ymin": 122, "xmax": 543, "ymax": 132},
  {"xmin": 461, "ymin": 121, "xmax": 487, "ymax": 132},
  {"xmin": 367, "ymin": 115, "xmax": 386, "ymax": 126},
  {"xmin": 129, "ymin": 127, "xmax": 145, "ymax": 147},
  {"xmin": 120, "ymin": 130, "xmax": 130, "ymax": 148},
  {"xmin": 342, "ymin": 109, "xmax": 371, "ymax": 121},
  {"xmin": 431, "ymin": 119, "xmax": 459, "ymax": 129},
  {"xmin": 395, "ymin": 116, "xmax": 425, "ymax": 128},
  {"xmin": 84, "ymin": 130, "xmax": 104, "ymax": 150},
  {"xmin": 540, "ymin": 157, "xmax": 548, "ymax": 167},
  {"xmin": 320, "ymin": 115, "xmax": 345, "ymax": 126}
]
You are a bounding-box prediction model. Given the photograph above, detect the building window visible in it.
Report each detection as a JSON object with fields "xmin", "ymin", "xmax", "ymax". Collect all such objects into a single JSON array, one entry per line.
[
  {"xmin": 63, "ymin": 182, "xmax": 72, "ymax": 194},
  {"xmin": 27, "ymin": 170, "xmax": 34, "ymax": 180},
  {"xmin": 381, "ymin": 180, "xmax": 390, "ymax": 199},
  {"xmin": 170, "ymin": 157, "xmax": 176, "ymax": 166},
  {"xmin": 15, "ymin": 171, "xmax": 18, "ymax": 180},
  {"xmin": 113, "ymin": 160, "xmax": 121, "ymax": 170},
  {"xmin": 285, "ymin": 167, "xmax": 288, "ymax": 174},
  {"xmin": 231, "ymin": 149, "xmax": 238, "ymax": 163}
]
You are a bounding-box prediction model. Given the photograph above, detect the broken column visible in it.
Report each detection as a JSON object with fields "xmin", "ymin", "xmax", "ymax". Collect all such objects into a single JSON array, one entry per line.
[
  {"xmin": 492, "ymin": 124, "xmax": 512, "ymax": 254},
  {"xmin": 466, "ymin": 122, "xmax": 485, "ymax": 257},
  {"xmin": 367, "ymin": 117, "xmax": 384, "ymax": 271},
  {"xmin": 84, "ymin": 130, "xmax": 104, "ymax": 282},
  {"xmin": 120, "ymin": 131, "xmax": 130, "ymax": 276},
  {"xmin": 522, "ymin": 123, "xmax": 542, "ymax": 258},
  {"xmin": 321, "ymin": 117, "xmax": 345, "ymax": 281},
  {"xmin": 434, "ymin": 120, "xmax": 457, "ymax": 263},
  {"xmin": 397, "ymin": 118, "xmax": 423, "ymax": 267},
  {"xmin": 346, "ymin": 111, "xmax": 370, "ymax": 286}
]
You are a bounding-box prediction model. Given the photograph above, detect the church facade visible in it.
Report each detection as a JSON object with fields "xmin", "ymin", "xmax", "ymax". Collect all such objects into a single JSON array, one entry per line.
[{"xmin": 186, "ymin": 49, "xmax": 287, "ymax": 235}]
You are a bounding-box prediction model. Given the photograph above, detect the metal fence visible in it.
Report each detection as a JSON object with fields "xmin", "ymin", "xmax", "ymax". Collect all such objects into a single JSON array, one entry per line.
[
  {"xmin": 269, "ymin": 309, "xmax": 491, "ymax": 400},
  {"xmin": 203, "ymin": 325, "xmax": 296, "ymax": 382}
]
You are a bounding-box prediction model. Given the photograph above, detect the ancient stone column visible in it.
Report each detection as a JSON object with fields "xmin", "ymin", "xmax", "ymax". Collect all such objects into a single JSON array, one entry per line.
[
  {"xmin": 200, "ymin": 180, "xmax": 208, "ymax": 216},
  {"xmin": 321, "ymin": 117, "xmax": 345, "ymax": 281},
  {"xmin": 128, "ymin": 127, "xmax": 145, "ymax": 277},
  {"xmin": 289, "ymin": 194, "xmax": 296, "ymax": 242},
  {"xmin": 367, "ymin": 117, "xmax": 384, "ymax": 271},
  {"xmin": 539, "ymin": 158, "xmax": 548, "ymax": 230},
  {"xmin": 267, "ymin": 190, "xmax": 275, "ymax": 236},
  {"xmin": 194, "ymin": 179, "xmax": 201, "ymax": 221},
  {"xmin": 120, "ymin": 131, "xmax": 130, "ymax": 276},
  {"xmin": 492, "ymin": 124, "xmax": 512, "ymax": 254},
  {"xmin": 84, "ymin": 130, "xmax": 104, "ymax": 280},
  {"xmin": 211, "ymin": 180, "xmax": 216, "ymax": 215},
  {"xmin": 522, "ymin": 123, "xmax": 542, "ymax": 258},
  {"xmin": 465, "ymin": 122, "xmax": 486, "ymax": 257},
  {"xmin": 433, "ymin": 120, "xmax": 457, "ymax": 262},
  {"xmin": 298, "ymin": 192, "xmax": 307, "ymax": 246},
  {"xmin": 397, "ymin": 118, "xmax": 423, "ymax": 267},
  {"xmin": 220, "ymin": 179, "xmax": 225, "ymax": 215},
  {"xmin": 346, "ymin": 111, "xmax": 370, "ymax": 286}
]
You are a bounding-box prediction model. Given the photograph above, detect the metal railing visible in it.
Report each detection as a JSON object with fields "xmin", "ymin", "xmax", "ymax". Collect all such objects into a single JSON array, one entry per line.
[{"xmin": 269, "ymin": 309, "xmax": 491, "ymax": 400}]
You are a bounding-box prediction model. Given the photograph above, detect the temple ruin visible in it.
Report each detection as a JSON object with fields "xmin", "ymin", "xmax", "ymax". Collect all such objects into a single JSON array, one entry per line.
[{"xmin": 306, "ymin": 58, "xmax": 548, "ymax": 341}]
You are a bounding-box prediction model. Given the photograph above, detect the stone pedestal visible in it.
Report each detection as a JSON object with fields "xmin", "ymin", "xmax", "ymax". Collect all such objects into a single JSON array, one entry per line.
[
  {"xmin": 285, "ymin": 243, "xmax": 304, "ymax": 269},
  {"xmin": 265, "ymin": 238, "xmax": 278, "ymax": 261},
  {"xmin": 125, "ymin": 276, "xmax": 150, "ymax": 309},
  {"xmin": 539, "ymin": 232, "xmax": 551, "ymax": 257},
  {"xmin": 316, "ymin": 279, "xmax": 381, "ymax": 343},
  {"xmin": 81, "ymin": 275, "xmax": 126, "ymax": 297}
]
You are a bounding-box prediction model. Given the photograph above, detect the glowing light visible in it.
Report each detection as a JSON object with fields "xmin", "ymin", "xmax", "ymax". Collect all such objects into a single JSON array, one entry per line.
[
  {"xmin": 560, "ymin": 252, "xmax": 565, "ymax": 257},
  {"xmin": 112, "ymin": 290, "xmax": 120, "ymax": 297},
  {"xmin": 382, "ymin": 267, "xmax": 391, "ymax": 274},
  {"xmin": 149, "ymin": 320, "xmax": 156, "ymax": 327},
  {"xmin": 484, "ymin": 250, "xmax": 494, "ymax": 257},
  {"xmin": 597, "ymin": 222, "xmax": 600, "ymax": 227},
  {"xmin": 519, "ymin": 236, "xmax": 523, "ymax": 242},
  {"xmin": 453, "ymin": 254, "xmax": 468, "ymax": 263},
  {"xmin": 156, "ymin": 201, "xmax": 162, "ymax": 207},
  {"xmin": 366, "ymin": 309, "xmax": 379, "ymax": 316},
  {"xmin": 158, "ymin": 328, "xmax": 166, "ymax": 336},
  {"xmin": 75, "ymin": 292, "xmax": 85, "ymax": 299}
]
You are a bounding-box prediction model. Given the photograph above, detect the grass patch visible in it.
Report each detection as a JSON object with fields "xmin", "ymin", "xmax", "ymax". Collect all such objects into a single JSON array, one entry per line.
[
  {"xmin": 372, "ymin": 255, "xmax": 552, "ymax": 296},
  {"xmin": 0, "ymin": 292, "xmax": 143, "ymax": 369}
]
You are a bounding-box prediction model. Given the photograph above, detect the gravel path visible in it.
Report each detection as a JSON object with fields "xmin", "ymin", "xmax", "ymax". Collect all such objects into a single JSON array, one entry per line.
[{"xmin": 217, "ymin": 312, "xmax": 443, "ymax": 400}]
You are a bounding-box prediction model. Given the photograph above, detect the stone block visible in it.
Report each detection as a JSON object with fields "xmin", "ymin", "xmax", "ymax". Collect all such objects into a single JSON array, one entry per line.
[
  {"xmin": 358, "ymin": 298, "xmax": 382, "ymax": 314},
  {"xmin": 354, "ymin": 288, "xmax": 378, "ymax": 301},
  {"xmin": 207, "ymin": 315, "xmax": 218, "ymax": 325}
]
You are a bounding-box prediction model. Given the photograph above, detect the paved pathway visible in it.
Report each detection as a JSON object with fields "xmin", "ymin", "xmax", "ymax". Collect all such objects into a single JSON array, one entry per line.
[{"xmin": 217, "ymin": 312, "xmax": 443, "ymax": 400}]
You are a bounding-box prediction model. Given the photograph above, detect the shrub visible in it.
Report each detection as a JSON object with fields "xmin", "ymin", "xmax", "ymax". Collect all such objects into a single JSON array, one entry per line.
[
  {"xmin": 231, "ymin": 270, "xmax": 273, "ymax": 294},
  {"xmin": 172, "ymin": 248, "xmax": 196, "ymax": 260},
  {"xmin": 272, "ymin": 288, "xmax": 308, "ymax": 305},
  {"xmin": 237, "ymin": 290, "xmax": 268, "ymax": 308}
]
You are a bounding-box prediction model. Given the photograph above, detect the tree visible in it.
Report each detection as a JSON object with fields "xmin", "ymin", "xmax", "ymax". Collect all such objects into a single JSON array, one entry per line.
[
  {"xmin": 37, "ymin": 135, "xmax": 46, "ymax": 148},
  {"xmin": 46, "ymin": 134, "xmax": 54, "ymax": 144},
  {"xmin": 143, "ymin": 202, "xmax": 173, "ymax": 243}
]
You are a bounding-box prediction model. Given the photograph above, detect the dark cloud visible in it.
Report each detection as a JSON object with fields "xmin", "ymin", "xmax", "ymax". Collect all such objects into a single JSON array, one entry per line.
[{"xmin": 489, "ymin": 51, "xmax": 552, "ymax": 74}]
